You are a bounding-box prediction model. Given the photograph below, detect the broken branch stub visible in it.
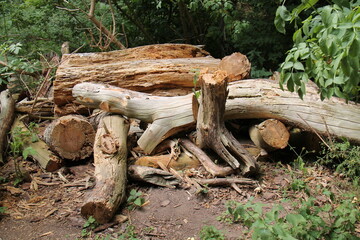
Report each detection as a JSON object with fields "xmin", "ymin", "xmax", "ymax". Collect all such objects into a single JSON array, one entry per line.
[{"xmin": 196, "ymin": 71, "xmax": 259, "ymax": 175}]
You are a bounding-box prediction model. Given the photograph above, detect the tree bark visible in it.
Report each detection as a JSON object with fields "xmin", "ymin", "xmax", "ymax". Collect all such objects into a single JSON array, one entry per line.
[
  {"xmin": 54, "ymin": 44, "xmax": 214, "ymax": 112},
  {"xmin": 11, "ymin": 117, "xmax": 63, "ymax": 171},
  {"xmin": 196, "ymin": 71, "xmax": 259, "ymax": 175},
  {"xmin": 179, "ymin": 139, "xmax": 234, "ymax": 177},
  {"xmin": 81, "ymin": 115, "xmax": 129, "ymax": 224},
  {"xmin": 72, "ymin": 79, "xmax": 360, "ymax": 154},
  {"xmin": 249, "ymin": 119, "xmax": 290, "ymax": 152},
  {"xmin": 44, "ymin": 115, "xmax": 95, "ymax": 161},
  {"xmin": 0, "ymin": 90, "xmax": 15, "ymax": 163}
]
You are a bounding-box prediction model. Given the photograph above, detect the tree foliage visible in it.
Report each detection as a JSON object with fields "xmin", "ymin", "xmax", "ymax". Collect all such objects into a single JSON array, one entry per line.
[
  {"xmin": 1, "ymin": 0, "xmax": 294, "ymax": 79},
  {"xmin": 276, "ymin": 0, "xmax": 360, "ymax": 101}
]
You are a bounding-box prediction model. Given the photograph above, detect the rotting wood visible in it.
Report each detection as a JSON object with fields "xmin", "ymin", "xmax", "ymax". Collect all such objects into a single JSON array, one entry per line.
[
  {"xmin": 44, "ymin": 115, "xmax": 95, "ymax": 161},
  {"xmin": 81, "ymin": 115, "xmax": 129, "ymax": 224},
  {"xmin": 72, "ymin": 79, "xmax": 360, "ymax": 154},
  {"xmin": 249, "ymin": 119, "xmax": 290, "ymax": 152},
  {"xmin": 11, "ymin": 117, "xmax": 63, "ymax": 171},
  {"xmin": 16, "ymin": 98, "xmax": 54, "ymax": 118},
  {"xmin": 179, "ymin": 139, "xmax": 234, "ymax": 177},
  {"xmin": 54, "ymin": 44, "xmax": 216, "ymax": 115},
  {"xmin": 195, "ymin": 70, "xmax": 259, "ymax": 175},
  {"xmin": 0, "ymin": 90, "xmax": 15, "ymax": 163}
]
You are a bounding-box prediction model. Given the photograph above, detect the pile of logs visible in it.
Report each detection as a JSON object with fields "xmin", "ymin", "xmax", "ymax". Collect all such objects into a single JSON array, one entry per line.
[{"xmin": 1, "ymin": 43, "xmax": 360, "ymax": 224}]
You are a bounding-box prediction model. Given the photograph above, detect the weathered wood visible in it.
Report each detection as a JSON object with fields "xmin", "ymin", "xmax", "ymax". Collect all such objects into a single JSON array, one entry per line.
[
  {"xmin": 249, "ymin": 119, "xmax": 290, "ymax": 152},
  {"xmin": 0, "ymin": 90, "xmax": 15, "ymax": 163},
  {"xmin": 196, "ymin": 70, "xmax": 259, "ymax": 175},
  {"xmin": 179, "ymin": 138, "xmax": 234, "ymax": 177},
  {"xmin": 54, "ymin": 44, "xmax": 216, "ymax": 114},
  {"xmin": 72, "ymin": 79, "xmax": 360, "ymax": 154},
  {"xmin": 15, "ymin": 98, "xmax": 54, "ymax": 118},
  {"xmin": 128, "ymin": 165, "xmax": 181, "ymax": 188},
  {"xmin": 44, "ymin": 115, "xmax": 95, "ymax": 160},
  {"xmin": 135, "ymin": 153, "xmax": 200, "ymax": 171},
  {"xmin": 11, "ymin": 117, "xmax": 63, "ymax": 171},
  {"xmin": 81, "ymin": 115, "xmax": 129, "ymax": 224}
]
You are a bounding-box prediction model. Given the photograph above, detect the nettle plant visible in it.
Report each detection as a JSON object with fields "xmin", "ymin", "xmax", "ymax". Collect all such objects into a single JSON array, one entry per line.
[{"xmin": 275, "ymin": 1, "xmax": 360, "ymax": 101}]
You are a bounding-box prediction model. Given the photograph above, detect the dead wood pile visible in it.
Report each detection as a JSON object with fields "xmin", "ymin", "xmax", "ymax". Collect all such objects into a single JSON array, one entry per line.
[{"xmin": 1, "ymin": 43, "xmax": 359, "ymax": 224}]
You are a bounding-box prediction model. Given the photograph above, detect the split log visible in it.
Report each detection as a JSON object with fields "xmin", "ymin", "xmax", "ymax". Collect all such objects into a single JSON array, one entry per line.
[
  {"xmin": 44, "ymin": 115, "xmax": 95, "ymax": 161},
  {"xmin": 249, "ymin": 119, "xmax": 290, "ymax": 152},
  {"xmin": 81, "ymin": 115, "xmax": 129, "ymax": 224},
  {"xmin": 72, "ymin": 79, "xmax": 360, "ymax": 154},
  {"xmin": 196, "ymin": 70, "xmax": 258, "ymax": 175},
  {"xmin": 11, "ymin": 117, "xmax": 63, "ymax": 171},
  {"xmin": 54, "ymin": 44, "xmax": 218, "ymax": 115},
  {"xmin": 0, "ymin": 90, "xmax": 15, "ymax": 163}
]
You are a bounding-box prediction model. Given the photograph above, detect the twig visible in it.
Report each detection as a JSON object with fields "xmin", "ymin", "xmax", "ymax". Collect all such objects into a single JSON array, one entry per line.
[{"xmin": 297, "ymin": 113, "xmax": 331, "ymax": 149}]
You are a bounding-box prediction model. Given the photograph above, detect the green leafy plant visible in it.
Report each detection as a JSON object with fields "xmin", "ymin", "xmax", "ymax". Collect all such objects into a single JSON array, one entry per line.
[
  {"xmin": 317, "ymin": 139, "xmax": 360, "ymax": 181},
  {"xmin": 199, "ymin": 225, "xmax": 225, "ymax": 240},
  {"xmin": 81, "ymin": 216, "xmax": 99, "ymax": 238},
  {"xmin": 127, "ymin": 189, "xmax": 145, "ymax": 210},
  {"xmin": 221, "ymin": 196, "xmax": 360, "ymax": 239},
  {"xmin": 0, "ymin": 206, "xmax": 6, "ymax": 214},
  {"xmin": 118, "ymin": 224, "xmax": 140, "ymax": 240},
  {"xmin": 276, "ymin": 1, "xmax": 360, "ymax": 101},
  {"xmin": 9, "ymin": 122, "xmax": 39, "ymax": 185}
]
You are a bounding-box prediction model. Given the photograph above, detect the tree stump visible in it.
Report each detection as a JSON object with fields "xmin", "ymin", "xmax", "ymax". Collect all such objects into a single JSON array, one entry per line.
[
  {"xmin": 196, "ymin": 70, "xmax": 259, "ymax": 175},
  {"xmin": 81, "ymin": 115, "xmax": 129, "ymax": 224},
  {"xmin": 249, "ymin": 119, "xmax": 290, "ymax": 152},
  {"xmin": 44, "ymin": 115, "xmax": 95, "ymax": 160}
]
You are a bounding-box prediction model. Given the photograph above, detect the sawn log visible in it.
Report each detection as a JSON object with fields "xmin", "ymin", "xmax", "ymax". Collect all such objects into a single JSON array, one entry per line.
[
  {"xmin": 54, "ymin": 44, "xmax": 219, "ymax": 115},
  {"xmin": 72, "ymin": 79, "xmax": 360, "ymax": 155},
  {"xmin": 81, "ymin": 115, "xmax": 129, "ymax": 224}
]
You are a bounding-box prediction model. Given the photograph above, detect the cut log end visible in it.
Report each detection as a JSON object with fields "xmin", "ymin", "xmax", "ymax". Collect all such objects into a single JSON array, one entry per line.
[
  {"xmin": 44, "ymin": 115, "xmax": 95, "ymax": 160},
  {"xmin": 249, "ymin": 119, "xmax": 290, "ymax": 152}
]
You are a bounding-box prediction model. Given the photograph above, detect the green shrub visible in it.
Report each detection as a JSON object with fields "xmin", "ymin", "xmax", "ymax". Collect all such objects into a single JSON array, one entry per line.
[
  {"xmin": 318, "ymin": 139, "xmax": 360, "ymax": 180},
  {"xmin": 221, "ymin": 195, "xmax": 360, "ymax": 239},
  {"xmin": 199, "ymin": 225, "xmax": 225, "ymax": 240}
]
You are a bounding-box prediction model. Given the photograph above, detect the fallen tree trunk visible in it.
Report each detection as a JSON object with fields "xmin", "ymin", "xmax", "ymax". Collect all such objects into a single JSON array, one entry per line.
[
  {"xmin": 44, "ymin": 115, "xmax": 95, "ymax": 161},
  {"xmin": 196, "ymin": 70, "xmax": 258, "ymax": 175},
  {"xmin": 0, "ymin": 90, "xmax": 15, "ymax": 163},
  {"xmin": 11, "ymin": 117, "xmax": 63, "ymax": 171},
  {"xmin": 54, "ymin": 44, "xmax": 217, "ymax": 115},
  {"xmin": 249, "ymin": 119, "xmax": 290, "ymax": 152},
  {"xmin": 72, "ymin": 79, "xmax": 360, "ymax": 154},
  {"xmin": 81, "ymin": 115, "xmax": 129, "ymax": 224}
]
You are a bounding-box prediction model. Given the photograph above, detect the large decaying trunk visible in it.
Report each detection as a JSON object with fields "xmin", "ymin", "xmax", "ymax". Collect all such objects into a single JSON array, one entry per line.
[
  {"xmin": 0, "ymin": 90, "xmax": 15, "ymax": 163},
  {"xmin": 73, "ymin": 79, "xmax": 360, "ymax": 155},
  {"xmin": 44, "ymin": 115, "xmax": 95, "ymax": 161},
  {"xmin": 54, "ymin": 44, "xmax": 219, "ymax": 115},
  {"xmin": 81, "ymin": 115, "xmax": 129, "ymax": 224},
  {"xmin": 196, "ymin": 71, "xmax": 258, "ymax": 175}
]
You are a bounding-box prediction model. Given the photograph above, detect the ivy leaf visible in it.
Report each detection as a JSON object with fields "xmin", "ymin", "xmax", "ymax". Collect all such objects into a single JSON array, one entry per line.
[{"xmin": 22, "ymin": 147, "xmax": 36, "ymax": 160}]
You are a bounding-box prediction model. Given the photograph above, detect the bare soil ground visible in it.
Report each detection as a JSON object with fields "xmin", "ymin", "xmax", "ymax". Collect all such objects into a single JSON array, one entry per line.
[{"xmin": 0, "ymin": 153, "xmax": 358, "ymax": 240}]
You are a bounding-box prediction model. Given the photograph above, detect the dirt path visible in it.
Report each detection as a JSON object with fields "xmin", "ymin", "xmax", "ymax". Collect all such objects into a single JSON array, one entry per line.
[{"xmin": 0, "ymin": 156, "xmax": 358, "ymax": 240}]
